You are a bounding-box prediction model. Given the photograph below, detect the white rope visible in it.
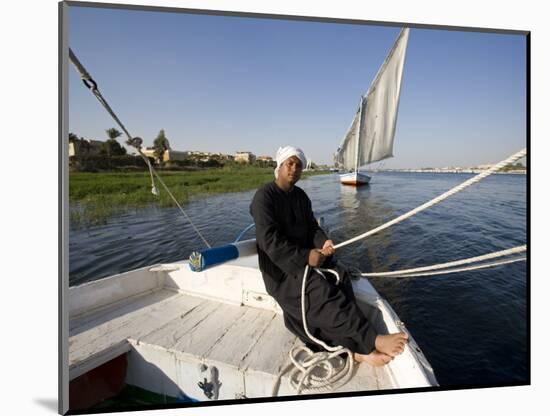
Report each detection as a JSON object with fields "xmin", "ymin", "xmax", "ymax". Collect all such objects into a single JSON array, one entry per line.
[
  {"xmin": 363, "ymin": 256, "xmax": 525, "ymax": 278},
  {"xmin": 296, "ymin": 266, "xmax": 354, "ymax": 393},
  {"xmin": 69, "ymin": 48, "xmax": 211, "ymax": 248},
  {"xmin": 362, "ymin": 245, "xmax": 526, "ymax": 277},
  {"xmin": 273, "ymin": 265, "xmax": 355, "ymax": 396},
  {"xmin": 301, "ymin": 266, "xmax": 344, "ymax": 352},
  {"xmin": 334, "ymin": 148, "xmax": 527, "ymax": 250},
  {"xmin": 287, "ymin": 344, "xmax": 354, "ymax": 394}
]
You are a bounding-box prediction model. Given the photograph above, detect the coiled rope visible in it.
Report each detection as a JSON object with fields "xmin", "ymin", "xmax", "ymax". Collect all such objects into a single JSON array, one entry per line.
[
  {"xmin": 273, "ymin": 265, "xmax": 354, "ymax": 396},
  {"xmin": 69, "ymin": 48, "xmax": 211, "ymax": 248}
]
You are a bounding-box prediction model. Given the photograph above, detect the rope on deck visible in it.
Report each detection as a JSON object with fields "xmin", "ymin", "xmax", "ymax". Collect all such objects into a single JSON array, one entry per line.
[{"xmin": 273, "ymin": 265, "xmax": 355, "ymax": 396}]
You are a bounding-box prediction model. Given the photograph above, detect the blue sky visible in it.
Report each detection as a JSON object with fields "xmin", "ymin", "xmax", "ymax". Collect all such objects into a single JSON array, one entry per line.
[{"xmin": 68, "ymin": 5, "xmax": 526, "ymax": 168}]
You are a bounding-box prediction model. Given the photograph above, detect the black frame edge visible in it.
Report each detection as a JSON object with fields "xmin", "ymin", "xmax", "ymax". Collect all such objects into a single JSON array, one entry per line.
[{"xmin": 59, "ymin": 1, "xmax": 70, "ymax": 414}]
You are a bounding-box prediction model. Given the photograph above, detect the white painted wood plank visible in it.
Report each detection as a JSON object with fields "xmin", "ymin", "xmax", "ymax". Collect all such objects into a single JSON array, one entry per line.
[
  {"xmin": 171, "ymin": 303, "xmax": 248, "ymax": 358},
  {"xmin": 69, "ymin": 292, "xmax": 201, "ymax": 368},
  {"xmin": 332, "ymin": 362, "xmax": 383, "ymax": 392},
  {"xmin": 127, "ymin": 340, "xmax": 247, "ymax": 402},
  {"xmin": 70, "ymin": 288, "xmax": 175, "ymax": 334},
  {"xmin": 244, "ymin": 337, "xmax": 304, "ymax": 398},
  {"xmin": 241, "ymin": 314, "xmax": 298, "ymax": 375},
  {"xmin": 69, "ymin": 266, "xmax": 163, "ymax": 317},
  {"xmin": 69, "ymin": 340, "xmax": 131, "ymax": 381},
  {"xmin": 126, "ymin": 342, "xmax": 198, "ymax": 401},
  {"xmin": 205, "ymin": 307, "xmax": 276, "ymax": 367},
  {"xmin": 139, "ymin": 299, "xmax": 220, "ymax": 348},
  {"xmin": 374, "ymin": 365, "xmax": 395, "ymax": 390},
  {"xmin": 164, "ymin": 262, "xmax": 279, "ymax": 312},
  {"xmin": 200, "ymin": 359, "xmax": 245, "ymax": 401}
]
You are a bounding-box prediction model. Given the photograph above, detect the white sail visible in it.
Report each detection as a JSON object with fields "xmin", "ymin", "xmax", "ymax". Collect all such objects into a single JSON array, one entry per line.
[
  {"xmin": 334, "ymin": 107, "xmax": 361, "ymax": 170},
  {"xmin": 335, "ymin": 28, "xmax": 410, "ymax": 170}
]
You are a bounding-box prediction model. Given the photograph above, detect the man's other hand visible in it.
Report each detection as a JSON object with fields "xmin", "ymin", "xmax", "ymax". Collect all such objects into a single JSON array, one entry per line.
[{"xmin": 321, "ymin": 240, "xmax": 335, "ymax": 256}]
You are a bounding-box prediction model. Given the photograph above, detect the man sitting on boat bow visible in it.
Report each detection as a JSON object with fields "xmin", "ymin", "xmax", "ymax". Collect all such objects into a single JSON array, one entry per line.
[{"xmin": 250, "ymin": 146, "xmax": 408, "ymax": 366}]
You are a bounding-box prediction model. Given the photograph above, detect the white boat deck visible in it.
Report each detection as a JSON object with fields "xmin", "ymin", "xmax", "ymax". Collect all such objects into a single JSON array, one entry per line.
[
  {"xmin": 68, "ymin": 244, "xmax": 436, "ymax": 401},
  {"xmin": 69, "ymin": 286, "xmax": 394, "ymax": 400}
]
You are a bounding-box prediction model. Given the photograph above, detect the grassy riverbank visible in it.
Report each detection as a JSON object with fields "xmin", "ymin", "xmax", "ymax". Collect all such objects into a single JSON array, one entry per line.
[{"xmin": 70, "ymin": 166, "xmax": 328, "ymax": 226}]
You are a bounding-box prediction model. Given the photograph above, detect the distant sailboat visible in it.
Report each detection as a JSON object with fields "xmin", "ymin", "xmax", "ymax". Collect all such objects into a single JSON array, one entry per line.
[{"xmin": 335, "ymin": 28, "xmax": 410, "ymax": 186}]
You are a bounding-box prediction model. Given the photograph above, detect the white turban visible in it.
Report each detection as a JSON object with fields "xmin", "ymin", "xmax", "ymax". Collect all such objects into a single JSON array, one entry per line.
[{"xmin": 274, "ymin": 146, "xmax": 307, "ymax": 179}]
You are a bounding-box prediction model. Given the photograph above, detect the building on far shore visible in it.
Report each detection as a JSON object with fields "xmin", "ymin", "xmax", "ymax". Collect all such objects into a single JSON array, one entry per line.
[
  {"xmin": 257, "ymin": 155, "xmax": 276, "ymax": 167},
  {"xmin": 141, "ymin": 147, "xmax": 190, "ymax": 163},
  {"xmin": 476, "ymin": 164, "xmax": 494, "ymax": 170},
  {"xmin": 69, "ymin": 138, "xmax": 104, "ymax": 157},
  {"xmin": 234, "ymin": 151, "xmax": 256, "ymax": 164}
]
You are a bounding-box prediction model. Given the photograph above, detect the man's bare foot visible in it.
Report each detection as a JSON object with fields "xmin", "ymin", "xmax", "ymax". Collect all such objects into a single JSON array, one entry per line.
[
  {"xmin": 374, "ymin": 332, "xmax": 408, "ymax": 357},
  {"xmin": 354, "ymin": 350, "xmax": 393, "ymax": 367}
]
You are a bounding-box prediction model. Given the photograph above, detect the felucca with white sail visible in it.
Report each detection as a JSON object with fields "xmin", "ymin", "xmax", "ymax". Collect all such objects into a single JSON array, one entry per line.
[{"xmin": 335, "ymin": 28, "xmax": 409, "ymax": 186}]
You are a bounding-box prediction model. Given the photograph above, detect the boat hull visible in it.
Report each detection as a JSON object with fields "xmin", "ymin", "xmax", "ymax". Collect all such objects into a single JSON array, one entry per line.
[
  {"xmin": 68, "ymin": 239, "xmax": 437, "ymax": 407},
  {"xmin": 339, "ymin": 171, "xmax": 371, "ymax": 186}
]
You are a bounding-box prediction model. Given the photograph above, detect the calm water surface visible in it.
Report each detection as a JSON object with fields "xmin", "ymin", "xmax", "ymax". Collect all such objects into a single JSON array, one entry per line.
[{"xmin": 69, "ymin": 172, "xmax": 527, "ymax": 388}]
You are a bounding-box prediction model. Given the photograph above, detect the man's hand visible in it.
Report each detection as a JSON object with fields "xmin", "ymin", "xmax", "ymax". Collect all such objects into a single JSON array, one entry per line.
[
  {"xmin": 321, "ymin": 240, "xmax": 335, "ymax": 256},
  {"xmin": 308, "ymin": 249, "xmax": 325, "ymax": 267}
]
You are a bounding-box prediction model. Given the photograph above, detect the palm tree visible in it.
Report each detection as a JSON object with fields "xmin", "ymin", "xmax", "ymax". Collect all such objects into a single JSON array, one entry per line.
[
  {"xmin": 103, "ymin": 127, "xmax": 126, "ymax": 157},
  {"xmin": 153, "ymin": 129, "xmax": 171, "ymax": 166},
  {"xmin": 106, "ymin": 128, "xmax": 122, "ymax": 140}
]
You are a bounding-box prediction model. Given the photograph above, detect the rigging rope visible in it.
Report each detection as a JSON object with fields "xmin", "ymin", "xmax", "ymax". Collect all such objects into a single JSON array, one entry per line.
[
  {"xmin": 362, "ymin": 245, "xmax": 526, "ymax": 278},
  {"xmin": 333, "ymin": 148, "xmax": 527, "ymax": 250},
  {"xmin": 363, "ymin": 256, "xmax": 525, "ymax": 278},
  {"xmin": 150, "ymin": 169, "xmax": 212, "ymax": 248},
  {"xmin": 69, "ymin": 48, "xmax": 211, "ymax": 248}
]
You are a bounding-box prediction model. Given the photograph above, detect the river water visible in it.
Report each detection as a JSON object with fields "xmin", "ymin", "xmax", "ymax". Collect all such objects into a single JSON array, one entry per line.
[{"xmin": 69, "ymin": 172, "xmax": 527, "ymax": 388}]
